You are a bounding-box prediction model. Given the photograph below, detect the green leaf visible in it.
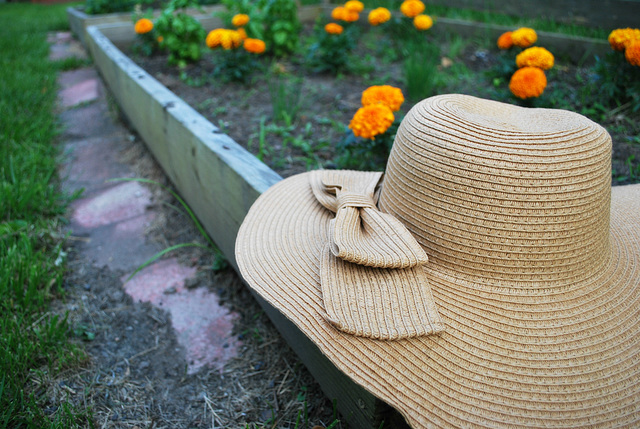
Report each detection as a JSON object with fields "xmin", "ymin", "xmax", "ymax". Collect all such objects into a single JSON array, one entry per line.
[{"xmin": 273, "ymin": 31, "xmax": 287, "ymax": 46}]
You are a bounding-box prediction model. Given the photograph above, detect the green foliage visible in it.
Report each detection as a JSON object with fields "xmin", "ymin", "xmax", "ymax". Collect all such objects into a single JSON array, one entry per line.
[
  {"xmin": 403, "ymin": 40, "xmax": 441, "ymax": 102},
  {"xmin": 85, "ymin": 0, "xmax": 219, "ymax": 14},
  {"xmin": 305, "ymin": 22, "xmax": 355, "ymax": 75},
  {"xmin": 219, "ymin": 0, "xmax": 300, "ymax": 56},
  {"xmin": 268, "ymin": 74, "xmax": 304, "ymax": 124},
  {"xmin": 85, "ymin": 0, "xmax": 137, "ymax": 14},
  {"xmin": 260, "ymin": 0, "xmax": 301, "ymax": 57},
  {"xmin": 589, "ymin": 52, "xmax": 640, "ymax": 113},
  {"xmin": 334, "ymin": 120, "xmax": 400, "ymax": 171},
  {"xmin": 155, "ymin": 0, "xmax": 206, "ymax": 67},
  {"xmin": 212, "ymin": 48, "xmax": 265, "ymax": 84}
]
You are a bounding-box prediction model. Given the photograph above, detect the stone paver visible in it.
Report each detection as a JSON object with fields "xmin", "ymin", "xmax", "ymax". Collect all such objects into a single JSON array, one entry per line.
[
  {"xmin": 51, "ymin": 31, "xmax": 240, "ymax": 374},
  {"xmin": 59, "ymin": 78, "xmax": 100, "ymax": 108}
]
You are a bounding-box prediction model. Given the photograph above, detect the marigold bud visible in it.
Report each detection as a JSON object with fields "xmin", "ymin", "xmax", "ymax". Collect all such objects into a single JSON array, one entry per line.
[
  {"xmin": 232, "ymin": 14, "xmax": 250, "ymax": 27},
  {"xmin": 625, "ymin": 39, "xmax": 640, "ymax": 66},
  {"xmin": 349, "ymin": 104, "xmax": 395, "ymax": 140},
  {"xmin": 244, "ymin": 38, "xmax": 266, "ymax": 54},
  {"xmin": 361, "ymin": 85, "xmax": 405, "ymax": 112}
]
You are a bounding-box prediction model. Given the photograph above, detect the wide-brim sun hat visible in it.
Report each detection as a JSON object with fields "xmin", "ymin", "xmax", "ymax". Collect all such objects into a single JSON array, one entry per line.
[{"xmin": 235, "ymin": 94, "xmax": 640, "ymax": 428}]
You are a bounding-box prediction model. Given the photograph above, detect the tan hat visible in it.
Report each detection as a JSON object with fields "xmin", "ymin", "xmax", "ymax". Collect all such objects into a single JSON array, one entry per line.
[{"xmin": 235, "ymin": 94, "xmax": 640, "ymax": 428}]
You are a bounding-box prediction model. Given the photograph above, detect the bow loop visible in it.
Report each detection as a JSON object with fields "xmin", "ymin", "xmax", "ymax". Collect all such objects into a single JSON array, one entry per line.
[{"xmin": 310, "ymin": 170, "xmax": 428, "ymax": 269}]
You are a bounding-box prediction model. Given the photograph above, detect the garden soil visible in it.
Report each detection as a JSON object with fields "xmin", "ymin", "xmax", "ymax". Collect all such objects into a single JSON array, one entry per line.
[{"xmin": 130, "ymin": 27, "xmax": 640, "ymax": 182}]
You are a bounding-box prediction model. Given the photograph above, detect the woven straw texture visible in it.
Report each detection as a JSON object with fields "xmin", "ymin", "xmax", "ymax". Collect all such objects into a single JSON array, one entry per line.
[
  {"xmin": 310, "ymin": 169, "xmax": 443, "ymax": 340},
  {"xmin": 235, "ymin": 94, "xmax": 640, "ymax": 428}
]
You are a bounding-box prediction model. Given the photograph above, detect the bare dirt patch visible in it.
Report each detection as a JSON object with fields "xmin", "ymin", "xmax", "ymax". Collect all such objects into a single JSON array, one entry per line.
[{"xmin": 53, "ymin": 118, "xmax": 341, "ymax": 428}]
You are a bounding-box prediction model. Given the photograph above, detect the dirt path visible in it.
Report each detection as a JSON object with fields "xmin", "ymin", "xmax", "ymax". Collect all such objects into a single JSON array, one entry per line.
[{"xmin": 51, "ymin": 31, "xmax": 341, "ymax": 429}]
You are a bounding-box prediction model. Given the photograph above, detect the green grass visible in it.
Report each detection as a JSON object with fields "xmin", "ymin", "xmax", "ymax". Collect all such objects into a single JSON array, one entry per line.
[{"xmin": 0, "ymin": 2, "xmax": 91, "ymax": 428}]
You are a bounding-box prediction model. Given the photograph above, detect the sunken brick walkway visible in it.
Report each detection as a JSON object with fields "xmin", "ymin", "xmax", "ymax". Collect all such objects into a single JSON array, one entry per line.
[{"xmin": 53, "ymin": 31, "xmax": 240, "ymax": 374}]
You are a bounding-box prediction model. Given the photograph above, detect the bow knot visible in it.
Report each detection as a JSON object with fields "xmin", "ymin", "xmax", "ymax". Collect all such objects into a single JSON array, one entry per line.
[
  {"xmin": 336, "ymin": 192, "xmax": 376, "ymax": 211},
  {"xmin": 310, "ymin": 170, "xmax": 428, "ymax": 269}
]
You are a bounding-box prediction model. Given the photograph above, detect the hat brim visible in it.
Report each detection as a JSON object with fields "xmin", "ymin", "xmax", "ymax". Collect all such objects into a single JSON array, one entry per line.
[{"xmin": 235, "ymin": 173, "xmax": 640, "ymax": 428}]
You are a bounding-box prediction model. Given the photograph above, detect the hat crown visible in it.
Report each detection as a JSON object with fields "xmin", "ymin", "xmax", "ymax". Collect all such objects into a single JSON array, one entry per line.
[{"xmin": 378, "ymin": 95, "xmax": 612, "ymax": 288}]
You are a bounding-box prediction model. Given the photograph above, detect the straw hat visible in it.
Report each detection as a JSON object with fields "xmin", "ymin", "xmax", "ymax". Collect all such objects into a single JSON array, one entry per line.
[{"xmin": 235, "ymin": 94, "xmax": 640, "ymax": 428}]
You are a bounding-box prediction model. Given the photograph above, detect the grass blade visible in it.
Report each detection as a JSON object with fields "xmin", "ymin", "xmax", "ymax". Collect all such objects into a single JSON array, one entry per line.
[{"xmin": 124, "ymin": 242, "xmax": 210, "ymax": 282}]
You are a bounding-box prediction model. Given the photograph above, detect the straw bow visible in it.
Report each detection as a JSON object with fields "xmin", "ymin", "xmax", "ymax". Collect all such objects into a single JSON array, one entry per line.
[
  {"xmin": 309, "ymin": 170, "xmax": 444, "ymax": 340},
  {"xmin": 309, "ymin": 170, "xmax": 428, "ymax": 269}
]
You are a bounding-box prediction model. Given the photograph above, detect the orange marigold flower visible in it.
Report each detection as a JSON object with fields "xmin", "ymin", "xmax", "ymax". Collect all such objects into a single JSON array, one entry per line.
[
  {"xmin": 206, "ymin": 28, "xmax": 225, "ymax": 48},
  {"xmin": 157, "ymin": 36, "xmax": 164, "ymax": 44},
  {"xmin": 220, "ymin": 29, "xmax": 243, "ymax": 50},
  {"xmin": 368, "ymin": 7, "xmax": 391, "ymax": 26},
  {"xmin": 344, "ymin": 0, "xmax": 364, "ymax": 12},
  {"xmin": 325, "ymin": 22, "xmax": 344, "ymax": 35},
  {"xmin": 509, "ymin": 66, "xmax": 547, "ymax": 99},
  {"xmin": 625, "ymin": 39, "xmax": 640, "ymax": 66},
  {"xmin": 608, "ymin": 28, "xmax": 640, "ymax": 51},
  {"xmin": 400, "ymin": 0, "xmax": 425, "ymax": 18},
  {"xmin": 231, "ymin": 13, "xmax": 250, "ymax": 27},
  {"xmin": 134, "ymin": 18, "xmax": 153, "ymax": 35},
  {"xmin": 349, "ymin": 104, "xmax": 395, "ymax": 140},
  {"xmin": 332, "ymin": 6, "xmax": 358, "ymax": 22},
  {"xmin": 237, "ymin": 27, "xmax": 248, "ymax": 40},
  {"xmin": 511, "ymin": 27, "xmax": 537, "ymax": 48},
  {"xmin": 515, "ymin": 46, "xmax": 554, "ymax": 70},
  {"xmin": 413, "ymin": 14, "xmax": 433, "ymax": 31},
  {"xmin": 244, "ymin": 38, "xmax": 266, "ymax": 54},
  {"xmin": 497, "ymin": 31, "xmax": 513, "ymax": 49},
  {"xmin": 341, "ymin": 9, "xmax": 360, "ymax": 22},
  {"xmin": 361, "ymin": 85, "xmax": 405, "ymax": 112},
  {"xmin": 332, "ymin": 6, "xmax": 347, "ymax": 20}
]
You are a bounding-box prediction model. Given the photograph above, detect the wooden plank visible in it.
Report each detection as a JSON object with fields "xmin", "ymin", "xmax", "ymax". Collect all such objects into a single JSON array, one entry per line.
[
  {"xmin": 85, "ymin": 23, "xmax": 410, "ymax": 428},
  {"xmin": 425, "ymin": 0, "xmax": 640, "ymax": 30},
  {"xmin": 317, "ymin": 5, "xmax": 611, "ymax": 64},
  {"xmin": 68, "ymin": 4, "xmax": 225, "ymax": 48},
  {"xmin": 86, "ymin": 24, "xmax": 281, "ymax": 263},
  {"xmin": 434, "ymin": 17, "xmax": 610, "ymax": 64}
]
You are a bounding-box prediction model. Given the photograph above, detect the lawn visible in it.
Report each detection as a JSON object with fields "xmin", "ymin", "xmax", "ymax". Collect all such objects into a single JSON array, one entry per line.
[{"xmin": 0, "ymin": 2, "xmax": 91, "ymax": 428}]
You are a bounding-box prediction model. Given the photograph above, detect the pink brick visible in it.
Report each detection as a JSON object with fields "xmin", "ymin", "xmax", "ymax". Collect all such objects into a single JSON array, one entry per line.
[
  {"xmin": 59, "ymin": 79, "xmax": 99, "ymax": 108},
  {"xmin": 72, "ymin": 181, "xmax": 152, "ymax": 228}
]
